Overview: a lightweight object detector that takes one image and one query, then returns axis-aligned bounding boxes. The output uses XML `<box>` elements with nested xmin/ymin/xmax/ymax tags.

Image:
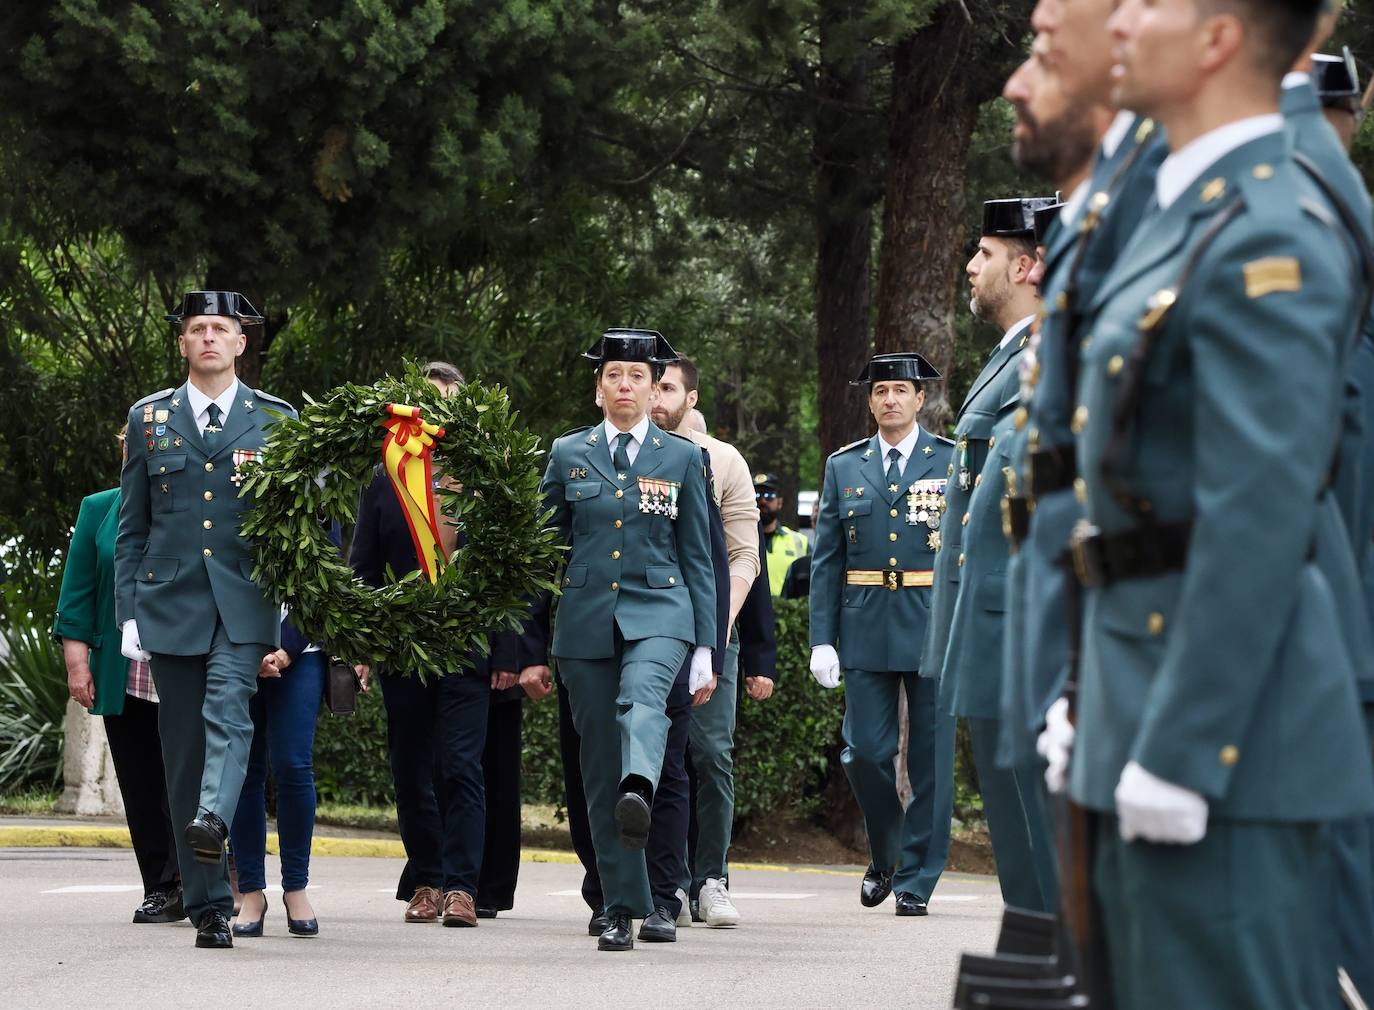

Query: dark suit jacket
<box><xmin>736</xmin><ymin>526</ymin><xmax>777</xmax><ymax>681</ymax></box>
<box><xmin>350</xmin><ymin>467</ymin><xmax>519</xmax><ymax>678</ymax></box>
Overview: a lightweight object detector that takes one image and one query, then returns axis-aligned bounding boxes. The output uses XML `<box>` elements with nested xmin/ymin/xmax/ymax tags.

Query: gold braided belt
<box><xmin>846</xmin><ymin>569</ymin><xmax>935</xmax><ymax>591</ymax></box>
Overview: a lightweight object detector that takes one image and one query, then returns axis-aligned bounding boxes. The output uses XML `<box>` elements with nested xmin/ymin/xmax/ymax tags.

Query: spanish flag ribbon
<box><xmin>381</xmin><ymin>403</ymin><xmax>448</xmax><ymax>583</ymax></box>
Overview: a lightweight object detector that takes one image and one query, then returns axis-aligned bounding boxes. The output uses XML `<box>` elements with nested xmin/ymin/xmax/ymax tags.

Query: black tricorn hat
<box><xmin>1033</xmin><ymin>201</ymin><xmax>1065</xmax><ymax>245</ymax></box>
<box><xmin>982</xmin><ymin>196</ymin><xmax>1062</xmax><ymax>239</ymax></box>
<box><xmin>850</xmin><ymin>352</ymin><xmax>941</xmax><ymax>386</ymax></box>
<box><xmin>582</xmin><ymin>328</ymin><xmax>678</xmax><ymax>373</ymax></box>
<box><xmin>1313</xmin><ymin>48</ymin><xmax>1360</xmax><ymax>107</ymax></box>
<box><xmin>165</xmin><ymin>291</ymin><xmax>265</xmax><ymax>325</ymax></box>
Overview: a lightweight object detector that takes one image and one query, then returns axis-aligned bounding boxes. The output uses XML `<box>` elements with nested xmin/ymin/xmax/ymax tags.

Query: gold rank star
<box><xmin>888</xmin><ymin>484</ymin><xmax>900</xmax><ymax>494</ymax></box>
<box><xmin>928</xmin><ymin>531</ymin><xmax>941</xmax><ymax>551</ymax></box>
<box><xmin>617</xmin><ymin>472</ymin><xmax>628</xmax><ymax>481</ymax></box>
<box><xmin>922</xmin><ymin>445</ymin><xmax>933</xmax><ymax>456</ymax></box>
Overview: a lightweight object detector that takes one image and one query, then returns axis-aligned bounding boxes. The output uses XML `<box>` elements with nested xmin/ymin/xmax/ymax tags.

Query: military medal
<box><xmin>146</xmin><ymin>439</ymin><xmax>155</xmax><ymax>451</ymax></box>
<box><xmin>143</xmin><ymin>404</ymin><xmax>154</xmax><ymax>423</ymax></box>
<box><xmin>160</xmin><ymin>483</ymin><xmax>169</xmax><ymax>494</ymax></box>
<box><xmin>569</xmin><ymin>467</ymin><xmax>588</xmax><ymax>479</ymax></box>
<box><xmin>927</xmin><ymin>531</ymin><xmax>941</xmax><ymax>552</ymax></box>
<box><xmin>155</xmin><ymin>424</ymin><xmax>166</xmax><ymax>436</ymax></box>
<box><xmin>173</xmin><ymin>437</ymin><xmax>183</xmax><ymax>448</ymax></box>
<box><xmin>855</xmin><ymin>487</ymin><xmax>865</xmax><ymax>498</ymax></box>
<box><xmin>957</xmin><ymin>439</ymin><xmax>971</xmax><ymax>491</ymax></box>
<box><xmin>157</xmin><ymin>437</ymin><xmax>169</xmax><ymax>450</ymax></box>
<box><xmin>843</xmin><ymin>488</ymin><xmax>852</xmax><ymax>499</ymax></box>
<box><xmin>155</xmin><ymin>409</ymin><xmax>169</xmax><ymax>424</ymax></box>
<box><xmin>907</xmin><ymin>479</ymin><xmax>948</xmax><ymax>530</ymax></box>
<box><xmin>231</xmin><ymin>448</ymin><xmax>258</xmax><ymax>487</ymax></box>
<box><xmin>144</xmin><ymin>426</ymin><xmax>153</xmax><ymax>437</ymax></box>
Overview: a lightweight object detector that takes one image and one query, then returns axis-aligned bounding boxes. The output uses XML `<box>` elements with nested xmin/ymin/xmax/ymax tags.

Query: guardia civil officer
<box><xmin>115</xmin><ymin>291</ymin><xmax>296</xmax><ymax>949</ymax></box>
<box><xmin>809</xmin><ymin>353</ymin><xmax>954</xmax><ymax>916</ymax></box>
<box><xmin>921</xmin><ymin>197</ymin><xmax>1057</xmax><ymax>914</ymax></box>
<box><xmin>1044</xmin><ymin>0</ymin><xmax>1374</xmax><ymax>1005</ymax></box>
<box><xmin>533</xmin><ymin>329</ymin><xmax>717</xmax><ymax>951</ymax></box>
<box><xmin>1000</xmin><ymin>0</ymin><xmax>1168</xmax><ymax>773</ymax></box>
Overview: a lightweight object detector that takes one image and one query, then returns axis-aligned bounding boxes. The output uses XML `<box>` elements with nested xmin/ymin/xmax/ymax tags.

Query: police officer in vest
<box><xmin>923</xmin><ymin>197</ymin><xmax>1058</xmax><ymax>914</ymax></box>
<box><xmin>1043</xmin><ymin>0</ymin><xmax>1374</xmax><ymax>1004</ymax></box>
<box><xmin>115</xmin><ymin>291</ymin><xmax>296</xmax><ymax>949</ymax></box>
<box><xmin>809</xmin><ymin>352</ymin><xmax>955</xmax><ymax>916</ymax></box>
<box><xmin>756</xmin><ymin>473</ymin><xmax>809</xmax><ymax>597</ymax></box>
<box><xmin>535</xmin><ymin>329</ymin><xmax>717</xmax><ymax>951</ymax></box>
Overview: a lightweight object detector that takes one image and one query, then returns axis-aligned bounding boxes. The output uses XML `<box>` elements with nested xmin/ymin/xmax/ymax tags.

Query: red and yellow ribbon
<box><xmin>381</xmin><ymin>403</ymin><xmax>448</xmax><ymax>583</ymax></box>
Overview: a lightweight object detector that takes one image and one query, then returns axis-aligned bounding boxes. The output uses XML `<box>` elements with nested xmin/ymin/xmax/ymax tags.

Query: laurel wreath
<box><xmin>237</xmin><ymin>364</ymin><xmax>561</xmax><ymax>677</ymax></box>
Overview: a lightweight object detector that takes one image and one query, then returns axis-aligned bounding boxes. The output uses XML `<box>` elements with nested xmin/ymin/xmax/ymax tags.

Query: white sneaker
<box><xmin>675</xmin><ymin>889</ymin><xmax>693</xmax><ymax>927</ymax></box>
<box><xmin>699</xmin><ymin>877</ymin><xmax>740</xmax><ymax>928</ymax></box>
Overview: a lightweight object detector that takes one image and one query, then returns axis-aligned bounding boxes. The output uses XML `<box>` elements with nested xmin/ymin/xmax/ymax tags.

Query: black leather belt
<box><xmin>1029</xmin><ymin>447</ymin><xmax>1077</xmax><ymax>497</ymax></box>
<box><xmin>1068</xmin><ymin>519</ymin><xmax>1192</xmax><ymax>588</ymax></box>
<box><xmin>1002</xmin><ymin>496</ymin><xmax>1031</xmax><ymax>551</ymax></box>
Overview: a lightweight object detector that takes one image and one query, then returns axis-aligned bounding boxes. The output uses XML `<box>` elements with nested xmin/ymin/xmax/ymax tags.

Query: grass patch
<box><xmin>315</xmin><ymin>802</ymin><xmax>399</xmax><ymax>834</ymax></box>
<box><xmin>0</xmin><ymin>787</ymin><xmax>59</xmax><ymax>816</ymax></box>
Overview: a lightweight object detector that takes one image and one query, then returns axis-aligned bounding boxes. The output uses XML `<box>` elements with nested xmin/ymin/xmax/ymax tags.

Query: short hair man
<box><xmin>755</xmin><ymin>472</ymin><xmax>810</xmax><ymax>597</ymax></box>
<box><xmin>115</xmin><ymin>291</ymin><xmax>296</xmax><ymax>949</ymax></box>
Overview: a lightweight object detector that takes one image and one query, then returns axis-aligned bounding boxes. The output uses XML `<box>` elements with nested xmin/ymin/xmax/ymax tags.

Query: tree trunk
<box><xmin>873</xmin><ymin>11</ymin><xmax>985</xmax><ymax>435</ymax></box>
<box><xmin>812</xmin><ymin>4</ymin><xmax>876</xmax><ymax>485</ymax></box>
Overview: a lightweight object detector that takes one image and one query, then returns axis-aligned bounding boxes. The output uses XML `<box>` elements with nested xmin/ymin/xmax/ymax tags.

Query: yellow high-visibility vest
<box><xmin>765</xmin><ymin>524</ymin><xmax>809</xmax><ymax>596</ymax></box>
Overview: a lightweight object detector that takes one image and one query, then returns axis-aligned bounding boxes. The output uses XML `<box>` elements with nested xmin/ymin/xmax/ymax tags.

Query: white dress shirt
<box><xmin>1156</xmin><ymin>115</ymin><xmax>1283</xmax><ymax>211</ymax></box>
<box><xmin>186</xmin><ymin>379</ymin><xmax>238</xmax><ymax>435</ymax></box>
<box><xmin>878</xmin><ymin>426</ymin><xmax>923</xmax><ymax>479</ymax></box>
<box><xmin>603</xmin><ymin>415</ymin><xmax>651</xmax><ymax>468</ymax></box>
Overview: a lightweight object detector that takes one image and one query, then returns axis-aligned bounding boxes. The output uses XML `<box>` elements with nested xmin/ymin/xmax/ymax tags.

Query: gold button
<box><xmin>1147</xmin><ymin>612</ymin><xmax>1165</xmax><ymax>635</ymax></box>
<box><xmin>889</xmin><ymin>557</ymin><xmax>898</xmax><ymax>566</ymax></box>
<box><xmin>890</xmin><ymin>508</ymin><xmax>898</xmax><ymax>518</ymax></box>
<box><xmin>848</xmin><ymin>509</ymin><xmax>855</xmax><ymax>518</ymax></box>
<box><xmin>1074</xmin><ymin>478</ymin><xmax>1087</xmax><ymax>504</ymax></box>
<box><xmin>888</xmin><ymin>532</ymin><xmax>898</xmax><ymax>542</ymax></box>
<box><xmin>988</xmin><ymin>436</ymin><xmax>996</xmax><ymax>449</ymax></box>
<box><xmin>958</xmin><ymin>553</ymin><xmax>965</xmax><ymax>567</ymax></box>
<box><xmin>668</xmin><ymin>576</ymin><xmax>676</xmax><ymax>585</ymax></box>
<box><xmin>203</xmin><ymin>491</ymin><xmax>214</xmax><ymax>502</ymax></box>
<box><xmin>203</xmin><ymin>520</ymin><xmax>213</xmax><ymax>530</ymax></box>
<box><xmin>611</xmin><ymin>550</ymin><xmax>621</xmax><ymax>560</ymax></box>
<box><xmin>1055</xmin><ymin>292</ymin><xmax>1068</xmax><ymax>311</ymax></box>
<box><xmin>974</xmin><ymin>474</ymin><xmax>983</xmax><ymax>487</ymax></box>
<box><xmin>614</xmin><ymin>520</ymin><xmax>622</xmax><ymax>528</ymax></box>
<box><xmin>1252</xmin><ymin>164</ymin><xmax>1274</xmax><ymax>181</ymax></box>
<box><xmin>615</xmin><ymin>489</ymin><xmax>624</xmax><ymax>498</ymax></box>
<box><xmin>1219</xmin><ymin>745</ymin><xmax>1240</xmax><ymax>766</ymax></box>
<box><xmin>1107</xmin><ymin>355</ymin><xmax>1124</xmax><ymax>377</ymax></box>
<box><xmin>961</xmin><ymin>513</ymin><xmax>970</xmax><ymax>526</ymax></box>
<box><xmin>146</xmin><ymin>571</ymin><xmax>154</xmax><ymax>579</ymax></box>
<box><xmin>159</xmin><ymin>466</ymin><xmax>166</xmax><ymax>474</ymax></box>
<box><xmin>610</xmin><ymin>581</ymin><xmax>619</xmax><ymax>591</ymax></box>
<box><xmin>1029</xmin><ymin>428</ymin><xmax>1041</xmax><ymax>449</ymax></box>
<box><xmin>203</xmin><ymin>548</ymin><xmax>212</xmax><ymax>557</ymax></box>
<box><xmin>1071</xmin><ymin>405</ymin><xmax>1089</xmax><ymax>433</ymax></box>
<box><xmin>1014</xmin><ymin>407</ymin><xmax>1028</xmax><ymax>430</ymax></box>
<box><xmin>946</xmin><ymin>464</ymin><xmax>954</xmax><ymax>476</ymax></box>
<box><xmin>205</xmin><ymin>462</ymin><xmax>214</xmax><ymax>472</ymax></box>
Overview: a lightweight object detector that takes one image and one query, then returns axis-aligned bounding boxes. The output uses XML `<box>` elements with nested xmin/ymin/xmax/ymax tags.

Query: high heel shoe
<box><xmin>231</xmin><ymin>892</ymin><xmax>267</xmax><ymax>937</ymax></box>
<box><xmin>283</xmin><ymin>891</ymin><xmax>319</xmax><ymax>937</ymax></box>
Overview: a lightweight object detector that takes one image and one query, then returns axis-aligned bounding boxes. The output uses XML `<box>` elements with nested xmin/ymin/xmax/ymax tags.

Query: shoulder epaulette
<box><xmin>934</xmin><ymin>434</ymin><xmax>955</xmax><ymax>446</ymax></box>
<box><xmin>556</xmin><ymin>424</ymin><xmax>593</xmax><ymax>440</ymax></box>
<box><xmin>131</xmin><ymin>388</ymin><xmax>174</xmax><ymax>409</ymax></box>
<box><xmin>834</xmin><ymin>437</ymin><xmax>869</xmax><ymax>455</ymax></box>
<box><xmin>664</xmin><ymin>430</ymin><xmax>696</xmax><ymax>445</ymax></box>
<box><xmin>253</xmin><ymin>389</ymin><xmax>294</xmax><ymax>409</ymax></box>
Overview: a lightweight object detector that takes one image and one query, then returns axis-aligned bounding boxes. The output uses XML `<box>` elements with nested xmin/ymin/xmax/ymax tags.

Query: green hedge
<box><xmin>313</xmin><ymin>598</ymin><xmax>982</xmax><ymax>826</ymax></box>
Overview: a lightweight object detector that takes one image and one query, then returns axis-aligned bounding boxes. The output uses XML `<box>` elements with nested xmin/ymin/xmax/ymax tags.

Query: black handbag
<box><xmin>324</xmin><ymin>661</ymin><xmax>361</xmax><ymax>716</ymax></box>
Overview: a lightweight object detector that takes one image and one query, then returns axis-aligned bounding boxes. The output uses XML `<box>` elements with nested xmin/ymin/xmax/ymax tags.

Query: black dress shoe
<box><xmin>894</xmin><ymin>891</ymin><xmax>929</xmax><ymax>916</ymax></box>
<box><xmin>587</xmin><ymin>910</ymin><xmax>610</xmax><ymax>936</ymax></box>
<box><xmin>860</xmin><ymin>865</ymin><xmax>894</xmax><ymax>907</ymax></box>
<box><xmin>614</xmin><ymin>790</ymin><xmax>652</xmax><ymax>849</ymax></box>
<box><xmin>184</xmin><ymin>813</ymin><xmax>228</xmax><ymax>865</ymax></box>
<box><xmin>232</xmin><ymin>892</ymin><xmax>267</xmax><ymax>937</ymax></box>
<box><xmin>133</xmin><ymin>884</ymin><xmax>186</xmax><ymax>924</ymax></box>
<box><xmin>638</xmin><ymin>906</ymin><xmax>677</xmax><ymax>943</ymax></box>
<box><xmin>195</xmin><ymin>909</ymin><xmax>233</xmax><ymax>949</ymax></box>
<box><xmin>598</xmin><ymin>913</ymin><xmax>634</xmax><ymax>951</ymax></box>
<box><xmin>283</xmin><ymin>893</ymin><xmax>319</xmax><ymax>937</ymax></box>
<box><xmin>476</xmin><ymin>907</ymin><xmax>499</xmax><ymax>919</ymax></box>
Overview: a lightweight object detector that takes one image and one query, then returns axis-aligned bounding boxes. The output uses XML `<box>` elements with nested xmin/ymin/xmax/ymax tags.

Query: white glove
<box><xmin>688</xmin><ymin>646</ymin><xmax>714</xmax><ymax>693</ymax></box>
<box><xmin>1037</xmin><ymin>696</ymin><xmax>1075</xmax><ymax>794</ymax></box>
<box><xmin>1114</xmin><ymin>760</ymin><xmax>1209</xmax><ymax>845</ymax></box>
<box><xmin>809</xmin><ymin>644</ymin><xmax>842</xmax><ymax>689</ymax></box>
<box><xmin>121</xmin><ymin>620</ymin><xmax>151</xmax><ymax>662</ymax></box>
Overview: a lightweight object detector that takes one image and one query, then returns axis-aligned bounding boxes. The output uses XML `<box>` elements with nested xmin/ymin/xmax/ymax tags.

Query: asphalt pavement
<box><xmin>1</xmin><ymin>844</ymin><xmax>1002</xmax><ymax>1009</ymax></box>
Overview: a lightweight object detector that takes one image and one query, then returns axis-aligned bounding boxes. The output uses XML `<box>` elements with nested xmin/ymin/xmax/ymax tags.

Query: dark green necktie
<box><xmin>204</xmin><ymin>402</ymin><xmax>223</xmax><ymax>452</ymax></box>
<box><xmin>886</xmin><ymin>447</ymin><xmax>902</xmax><ymax>487</ymax></box>
<box><xmin>613</xmin><ymin>431</ymin><xmax>633</xmax><ymax>472</ymax></box>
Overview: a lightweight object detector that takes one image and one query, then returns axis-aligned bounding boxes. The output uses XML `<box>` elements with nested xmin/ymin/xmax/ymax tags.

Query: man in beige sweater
<box><xmin>653</xmin><ymin>354</ymin><xmax>765</xmax><ymax>927</ymax></box>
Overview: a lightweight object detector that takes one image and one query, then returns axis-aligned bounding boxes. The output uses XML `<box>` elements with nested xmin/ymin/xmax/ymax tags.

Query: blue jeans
<box><xmin>229</xmin><ymin>651</ymin><xmax>326</xmax><ymax>893</ymax></box>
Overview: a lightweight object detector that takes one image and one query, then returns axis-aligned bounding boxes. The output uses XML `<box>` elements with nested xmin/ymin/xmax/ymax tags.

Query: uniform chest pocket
<box><xmin>567</xmin><ymin>480</ymin><xmax>603</xmax><ymax>533</ymax></box>
<box><xmin>147</xmin><ymin>453</ymin><xmax>188</xmax><ymax>514</ymax></box>
<box><xmin>841</xmin><ymin>499</ymin><xmax>873</xmax><ymax>553</ymax></box>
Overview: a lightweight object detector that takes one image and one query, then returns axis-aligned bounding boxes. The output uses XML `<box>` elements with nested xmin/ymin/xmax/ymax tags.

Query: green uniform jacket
<box><xmin>928</xmin><ymin>324</ymin><xmax>1027</xmax><ymax>703</ymax></box>
<box><xmin>1068</xmin><ymin>132</ymin><xmax>1374</xmax><ymax>822</ymax></box>
<box><xmin>810</xmin><ymin>429</ymin><xmax>953</xmax><ymax>673</ymax></box>
<box><xmin>937</xmin><ymin>325</ymin><xmax>1029</xmax><ymax>717</ymax></box>
<box><xmin>540</xmin><ymin>420</ymin><xmax>716</xmax><ymax>659</ymax></box>
<box><xmin>115</xmin><ymin>380</ymin><xmax>296</xmax><ymax>655</ymax></box>
<box><xmin>52</xmin><ymin>488</ymin><xmax>129</xmax><ymax>716</ymax></box>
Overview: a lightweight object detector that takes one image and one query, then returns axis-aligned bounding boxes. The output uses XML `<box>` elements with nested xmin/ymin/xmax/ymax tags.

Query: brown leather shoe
<box><xmin>405</xmin><ymin>886</ymin><xmax>441</xmax><ymax>923</ymax></box>
<box><xmin>442</xmin><ymin>890</ymin><xmax>477</xmax><ymax>927</ymax></box>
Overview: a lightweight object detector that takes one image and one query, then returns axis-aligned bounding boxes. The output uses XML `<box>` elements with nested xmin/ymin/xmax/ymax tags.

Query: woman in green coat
<box><xmin>53</xmin><ymin>426</ymin><xmax>181</xmax><ymax>923</ymax></box>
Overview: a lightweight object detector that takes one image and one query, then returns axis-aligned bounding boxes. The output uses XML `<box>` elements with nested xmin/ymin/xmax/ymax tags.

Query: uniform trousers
<box><xmin>151</xmin><ymin>621</ymin><xmax>265</xmax><ymax>922</ymax></box>
<box><xmin>681</xmin><ymin>633</ymin><xmax>739</xmax><ymax>898</ymax></box>
<box><xmin>102</xmin><ymin>694</ymin><xmax>179</xmax><ymax>896</ymax></box>
<box><xmin>558</xmin><ymin>635</ymin><xmax>690</xmax><ymax>917</ymax></box>
<box><xmin>840</xmin><ymin>668</ymin><xmax>955</xmax><ymax>900</ymax></box>
<box><xmin>967</xmin><ymin>717</ymin><xmax>1057</xmax><ymax>913</ymax></box>
<box><xmin>477</xmin><ymin>695</ymin><xmax>524</xmax><ymax>911</ymax></box>
<box><xmin>1094</xmin><ymin>816</ymin><xmax>1324</xmax><ymax>1010</ymax></box>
